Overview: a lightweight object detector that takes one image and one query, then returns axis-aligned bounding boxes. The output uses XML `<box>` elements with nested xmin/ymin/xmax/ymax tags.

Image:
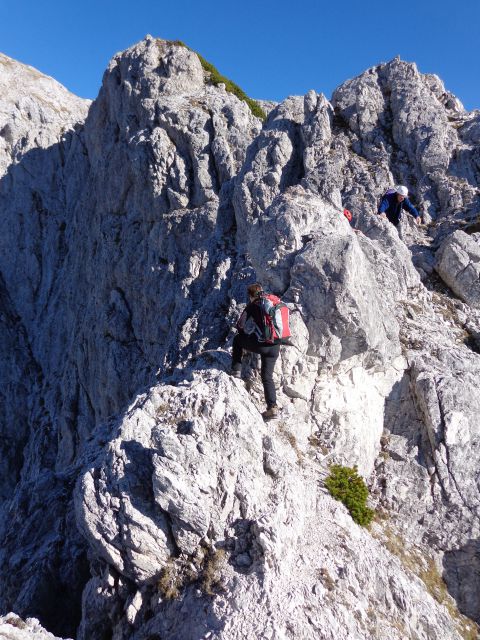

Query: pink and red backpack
<box><xmin>258</xmin><ymin>294</ymin><xmax>291</xmax><ymax>344</ymax></box>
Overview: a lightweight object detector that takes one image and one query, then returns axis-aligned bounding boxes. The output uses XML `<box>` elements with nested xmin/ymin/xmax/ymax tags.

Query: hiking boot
<box><xmin>230</xmin><ymin>368</ymin><xmax>242</xmax><ymax>379</ymax></box>
<box><xmin>262</xmin><ymin>405</ymin><xmax>279</xmax><ymax>421</ymax></box>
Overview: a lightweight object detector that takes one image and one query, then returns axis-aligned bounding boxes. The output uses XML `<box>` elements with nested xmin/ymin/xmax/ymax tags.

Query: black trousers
<box><xmin>232</xmin><ymin>333</ymin><xmax>280</xmax><ymax>407</ymax></box>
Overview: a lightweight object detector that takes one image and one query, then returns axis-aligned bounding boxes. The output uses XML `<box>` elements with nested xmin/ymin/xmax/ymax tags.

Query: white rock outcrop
<box><xmin>75</xmin><ymin>369</ymin><xmax>469</xmax><ymax>640</ymax></box>
<box><xmin>435</xmin><ymin>229</ymin><xmax>480</xmax><ymax>306</ymax></box>
<box><xmin>0</xmin><ymin>614</ymin><xmax>71</xmax><ymax>640</ymax></box>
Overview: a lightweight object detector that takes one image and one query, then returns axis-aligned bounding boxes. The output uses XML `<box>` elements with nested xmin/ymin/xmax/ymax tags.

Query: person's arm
<box><xmin>378</xmin><ymin>196</ymin><xmax>389</xmax><ymax>219</ymax></box>
<box><xmin>403</xmin><ymin>198</ymin><xmax>422</xmax><ymax>223</ymax></box>
<box><xmin>236</xmin><ymin>309</ymin><xmax>247</xmax><ymax>332</ymax></box>
<box><xmin>378</xmin><ymin>197</ymin><xmax>389</xmax><ymax>214</ymax></box>
<box><xmin>236</xmin><ymin>302</ymin><xmax>253</xmax><ymax>332</ymax></box>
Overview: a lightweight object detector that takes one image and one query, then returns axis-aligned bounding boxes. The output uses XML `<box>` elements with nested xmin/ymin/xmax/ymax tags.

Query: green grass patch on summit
<box><xmin>170</xmin><ymin>40</ymin><xmax>266</xmax><ymax>121</ymax></box>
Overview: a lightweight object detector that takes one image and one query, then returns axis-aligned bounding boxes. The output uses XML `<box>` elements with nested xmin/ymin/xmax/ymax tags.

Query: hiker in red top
<box><xmin>231</xmin><ymin>283</ymin><xmax>282</xmax><ymax>420</ymax></box>
<box><xmin>341</xmin><ymin>208</ymin><xmax>363</xmax><ymax>234</ymax></box>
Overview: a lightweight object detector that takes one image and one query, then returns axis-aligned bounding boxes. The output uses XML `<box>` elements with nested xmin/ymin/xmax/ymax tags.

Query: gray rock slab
<box><xmin>435</xmin><ymin>230</ymin><xmax>480</xmax><ymax>307</ymax></box>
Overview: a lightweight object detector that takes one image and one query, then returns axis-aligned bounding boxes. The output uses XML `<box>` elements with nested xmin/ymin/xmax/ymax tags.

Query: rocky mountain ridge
<box><xmin>0</xmin><ymin>36</ymin><xmax>479</xmax><ymax>639</ymax></box>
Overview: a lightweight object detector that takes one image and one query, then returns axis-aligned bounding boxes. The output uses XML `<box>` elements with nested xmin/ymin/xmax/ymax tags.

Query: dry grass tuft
<box><xmin>278</xmin><ymin>422</ymin><xmax>304</xmax><ymax>465</ymax></box>
<box><xmin>157</xmin><ymin>559</ymin><xmax>183</xmax><ymax>600</ymax></box>
<box><xmin>202</xmin><ymin>549</ymin><xmax>227</xmax><ymax>596</ymax></box>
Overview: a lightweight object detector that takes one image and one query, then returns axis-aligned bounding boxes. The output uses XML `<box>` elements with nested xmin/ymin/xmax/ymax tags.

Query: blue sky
<box><xmin>1</xmin><ymin>0</ymin><xmax>479</xmax><ymax>110</ymax></box>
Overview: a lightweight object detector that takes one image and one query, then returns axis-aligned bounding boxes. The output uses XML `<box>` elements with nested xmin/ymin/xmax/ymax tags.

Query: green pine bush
<box><xmin>325</xmin><ymin>465</ymin><xmax>374</xmax><ymax>527</ymax></box>
<box><xmin>169</xmin><ymin>40</ymin><xmax>266</xmax><ymax>121</ymax></box>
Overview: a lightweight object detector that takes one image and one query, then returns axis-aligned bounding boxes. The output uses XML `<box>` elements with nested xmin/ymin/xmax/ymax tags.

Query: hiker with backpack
<box><xmin>341</xmin><ymin>208</ymin><xmax>363</xmax><ymax>234</ymax></box>
<box><xmin>378</xmin><ymin>185</ymin><xmax>422</xmax><ymax>232</ymax></box>
<box><xmin>231</xmin><ymin>283</ymin><xmax>290</xmax><ymax>420</ymax></box>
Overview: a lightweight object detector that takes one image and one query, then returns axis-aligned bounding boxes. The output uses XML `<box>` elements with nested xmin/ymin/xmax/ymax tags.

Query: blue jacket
<box><xmin>378</xmin><ymin>192</ymin><xmax>420</xmax><ymax>226</ymax></box>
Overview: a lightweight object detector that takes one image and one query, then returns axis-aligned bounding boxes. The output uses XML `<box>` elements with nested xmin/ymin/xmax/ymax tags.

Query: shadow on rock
<box><xmin>443</xmin><ymin>538</ymin><xmax>480</xmax><ymax>624</ymax></box>
<box><xmin>383</xmin><ymin>371</ymin><xmax>430</xmax><ymax>470</ymax></box>
<box><xmin>120</xmin><ymin>440</ymin><xmax>157</xmax><ymax>512</ymax></box>
<box><xmin>225</xmin><ymin>518</ymin><xmax>265</xmax><ymax>580</ymax></box>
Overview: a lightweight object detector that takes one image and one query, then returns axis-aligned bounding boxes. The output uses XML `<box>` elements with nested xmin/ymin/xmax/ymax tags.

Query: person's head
<box><xmin>247</xmin><ymin>282</ymin><xmax>263</xmax><ymax>301</ymax></box>
<box><xmin>395</xmin><ymin>185</ymin><xmax>408</xmax><ymax>202</ymax></box>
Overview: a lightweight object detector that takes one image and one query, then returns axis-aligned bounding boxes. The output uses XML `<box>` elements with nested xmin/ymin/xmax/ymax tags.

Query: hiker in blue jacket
<box><xmin>378</xmin><ymin>185</ymin><xmax>422</xmax><ymax>229</ymax></box>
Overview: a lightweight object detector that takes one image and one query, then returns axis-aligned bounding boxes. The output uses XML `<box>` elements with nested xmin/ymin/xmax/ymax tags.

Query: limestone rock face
<box><xmin>0</xmin><ymin>37</ymin><xmax>260</xmax><ymax>637</ymax></box>
<box><xmin>75</xmin><ymin>370</ymin><xmax>466</xmax><ymax>640</ymax></box>
<box><xmin>0</xmin><ymin>274</ymin><xmax>35</xmax><ymax>504</ymax></box>
<box><xmin>435</xmin><ymin>229</ymin><xmax>480</xmax><ymax>306</ymax></box>
<box><xmin>371</xmin><ymin>280</ymin><xmax>480</xmax><ymax>625</ymax></box>
<box><xmin>330</xmin><ymin>58</ymin><xmax>480</xmax><ymax>242</ymax></box>
<box><xmin>1</xmin><ymin>39</ymin><xmax>480</xmax><ymax>640</ymax></box>
<box><xmin>76</xmin><ymin>371</ymin><xmax>271</xmax><ymax>582</ymax></box>
<box><xmin>0</xmin><ymin>53</ymin><xmax>90</xmax><ymax>178</ymax></box>
<box><xmin>0</xmin><ymin>54</ymin><xmax>92</xmax><ymax>639</ymax></box>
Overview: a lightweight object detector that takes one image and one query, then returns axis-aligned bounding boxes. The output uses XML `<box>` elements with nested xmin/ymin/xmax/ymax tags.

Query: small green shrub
<box><xmin>168</xmin><ymin>40</ymin><xmax>266</xmax><ymax>121</ymax></box>
<box><xmin>325</xmin><ymin>465</ymin><xmax>374</xmax><ymax>526</ymax></box>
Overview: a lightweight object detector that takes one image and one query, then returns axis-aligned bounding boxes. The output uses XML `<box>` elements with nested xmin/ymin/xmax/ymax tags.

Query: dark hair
<box><xmin>247</xmin><ymin>283</ymin><xmax>263</xmax><ymax>298</ymax></box>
